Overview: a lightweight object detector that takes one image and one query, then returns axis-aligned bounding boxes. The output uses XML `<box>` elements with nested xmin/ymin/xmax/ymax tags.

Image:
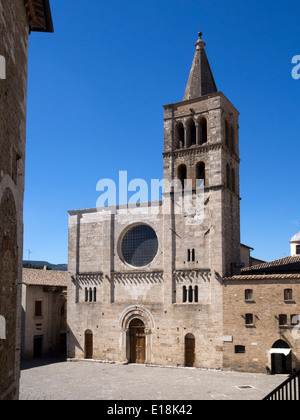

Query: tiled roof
<box><xmin>22</xmin><ymin>268</ymin><xmax>68</xmax><ymax>287</ymax></box>
<box><xmin>224</xmin><ymin>273</ymin><xmax>300</xmax><ymax>282</ymax></box>
<box><xmin>241</xmin><ymin>256</ymin><xmax>300</xmax><ymax>275</ymax></box>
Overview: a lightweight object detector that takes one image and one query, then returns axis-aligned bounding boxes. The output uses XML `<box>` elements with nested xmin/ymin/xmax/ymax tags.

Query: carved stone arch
<box><xmin>197</xmin><ymin>116</ymin><xmax>208</xmax><ymax>145</ymax></box>
<box><xmin>119</xmin><ymin>305</ymin><xmax>155</xmax><ymax>330</ymax></box>
<box><xmin>186</xmin><ymin>118</ymin><xmax>196</xmax><ymax>147</ymax></box>
<box><xmin>119</xmin><ymin>306</ymin><xmax>155</xmax><ymax>364</ymax></box>
<box><xmin>174</xmin><ymin>121</ymin><xmax>185</xmax><ymax>149</ymax></box>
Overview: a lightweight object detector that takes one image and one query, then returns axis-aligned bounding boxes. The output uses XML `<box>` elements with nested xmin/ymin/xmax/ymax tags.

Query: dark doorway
<box><xmin>271</xmin><ymin>340</ymin><xmax>292</xmax><ymax>375</ymax></box>
<box><xmin>59</xmin><ymin>333</ymin><xmax>67</xmax><ymax>358</ymax></box>
<box><xmin>185</xmin><ymin>334</ymin><xmax>195</xmax><ymax>367</ymax></box>
<box><xmin>129</xmin><ymin>319</ymin><xmax>146</xmax><ymax>364</ymax></box>
<box><xmin>33</xmin><ymin>335</ymin><xmax>43</xmax><ymax>359</ymax></box>
<box><xmin>85</xmin><ymin>330</ymin><xmax>93</xmax><ymax>359</ymax></box>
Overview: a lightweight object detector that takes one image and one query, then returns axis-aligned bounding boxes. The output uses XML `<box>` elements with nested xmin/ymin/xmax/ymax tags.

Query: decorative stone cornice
<box><xmin>72</xmin><ymin>273</ymin><xmax>104</xmax><ymax>284</ymax></box>
<box><xmin>113</xmin><ymin>271</ymin><xmax>164</xmax><ymax>284</ymax></box>
<box><xmin>174</xmin><ymin>269</ymin><xmax>211</xmax><ymax>283</ymax></box>
<box><xmin>163</xmin><ymin>143</ymin><xmax>240</xmax><ymax>163</ymax></box>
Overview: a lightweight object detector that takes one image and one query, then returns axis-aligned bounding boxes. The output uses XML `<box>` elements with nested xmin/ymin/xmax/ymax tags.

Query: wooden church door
<box><xmin>129</xmin><ymin>319</ymin><xmax>146</xmax><ymax>364</ymax></box>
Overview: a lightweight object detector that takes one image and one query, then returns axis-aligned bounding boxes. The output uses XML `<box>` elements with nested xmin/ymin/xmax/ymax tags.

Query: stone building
<box><xmin>21</xmin><ymin>268</ymin><xmax>67</xmax><ymax>360</ymax></box>
<box><xmin>223</xmin><ymin>232</ymin><xmax>300</xmax><ymax>374</ymax></box>
<box><xmin>67</xmin><ymin>32</ymin><xmax>243</xmax><ymax>369</ymax></box>
<box><xmin>0</xmin><ymin>0</ymin><xmax>53</xmax><ymax>400</ymax></box>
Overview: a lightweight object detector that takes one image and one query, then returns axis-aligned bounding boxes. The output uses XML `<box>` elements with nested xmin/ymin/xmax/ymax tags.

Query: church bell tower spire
<box><xmin>183</xmin><ymin>31</ymin><xmax>218</xmax><ymax>100</ymax></box>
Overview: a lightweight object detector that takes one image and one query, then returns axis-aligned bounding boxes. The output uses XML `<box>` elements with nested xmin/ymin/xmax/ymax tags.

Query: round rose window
<box><xmin>121</xmin><ymin>225</ymin><xmax>158</xmax><ymax>268</ymax></box>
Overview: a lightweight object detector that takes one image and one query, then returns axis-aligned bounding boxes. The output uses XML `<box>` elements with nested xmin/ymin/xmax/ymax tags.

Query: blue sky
<box><xmin>24</xmin><ymin>0</ymin><xmax>300</xmax><ymax>264</ymax></box>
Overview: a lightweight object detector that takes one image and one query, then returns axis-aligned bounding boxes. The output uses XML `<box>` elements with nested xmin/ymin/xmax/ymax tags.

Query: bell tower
<box><xmin>162</xmin><ymin>31</ymin><xmax>241</xmax><ymax>279</ymax></box>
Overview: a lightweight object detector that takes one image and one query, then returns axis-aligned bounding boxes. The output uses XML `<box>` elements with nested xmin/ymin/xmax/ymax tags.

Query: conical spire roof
<box><xmin>183</xmin><ymin>32</ymin><xmax>218</xmax><ymax>100</ymax></box>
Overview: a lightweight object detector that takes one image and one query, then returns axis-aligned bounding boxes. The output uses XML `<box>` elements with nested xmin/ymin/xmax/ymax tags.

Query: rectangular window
<box><xmin>296</xmin><ymin>245</ymin><xmax>300</xmax><ymax>255</ymax></box>
<box><xmin>235</xmin><ymin>345</ymin><xmax>245</xmax><ymax>354</ymax></box>
<box><xmin>245</xmin><ymin>313</ymin><xmax>254</xmax><ymax>326</ymax></box>
<box><xmin>279</xmin><ymin>314</ymin><xmax>288</xmax><ymax>327</ymax></box>
<box><xmin>245</xmin><ymin>289</ymin><xmax>253</xmax><ymax>301</ymax></box>
<box><xmin>34</xmin><ymin>300</ymin><xmax>43</xmax><ymax>317</ymax></box>
<box><xmin>284</xmin><ymin>289</ymin><xmax>293</xmax><ymax>301</ymax></box>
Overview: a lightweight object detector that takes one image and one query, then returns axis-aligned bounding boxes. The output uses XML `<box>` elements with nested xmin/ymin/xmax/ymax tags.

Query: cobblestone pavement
<box><xmin>19</xmin><ymin>359</ymin><xmax>287</xmax><ymax>401</ymax></box>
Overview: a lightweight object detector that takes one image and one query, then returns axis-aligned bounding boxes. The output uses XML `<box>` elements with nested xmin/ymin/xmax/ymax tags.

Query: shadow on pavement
<box><xmin>21</xmin><ymin>358</ymin><xmax>66</xmax><ymax>371</ymax></box>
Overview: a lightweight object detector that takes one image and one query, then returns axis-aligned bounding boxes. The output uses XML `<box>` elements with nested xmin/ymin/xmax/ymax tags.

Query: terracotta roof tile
<box><xmin>241</xmin><ymin>256</ymin><xmax>300</xmax><ymax>275</ymax></box>
<box><xmin>22</xmin><ymin>268</ymin><xmax>68</xmax><ymax>287</ymax></box>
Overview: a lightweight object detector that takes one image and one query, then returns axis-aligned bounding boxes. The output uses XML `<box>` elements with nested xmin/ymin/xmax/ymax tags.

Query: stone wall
<box><xmin>0</xmin><ymin>0</ymin><xmax>29</xmax><ymax>400</ymax></box>
<box><xmin>223</xmin><ymin>277</ymin><xmax>300</xmax><ymax>373</ymax></box>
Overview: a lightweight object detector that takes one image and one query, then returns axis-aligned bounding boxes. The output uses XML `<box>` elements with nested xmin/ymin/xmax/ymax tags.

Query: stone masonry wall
<box><xmin>0</xmin><ymin>0</ymin><xmax>29</xmax><ymax>400</ymax></box>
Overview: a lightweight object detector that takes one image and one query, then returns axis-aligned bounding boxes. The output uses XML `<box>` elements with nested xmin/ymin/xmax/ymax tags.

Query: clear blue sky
<box><xmin>23</xmin><ymin>0</ymin><xmax>300</xmax><ymax>264</ymax></box>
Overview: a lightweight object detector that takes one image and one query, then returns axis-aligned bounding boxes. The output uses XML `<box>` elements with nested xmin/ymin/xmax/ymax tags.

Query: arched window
<box><xmin>196</xmin><ymin>162</ymin><xmax>206</xmax><ymax>186</ymax></box>
<box><xmin>183</xmin><ymin>286</ymin><xmax>187</xmax><ymax>303</ymax></box>
<box><xmin>188</xmin><ymin>286</ymin><xmax>193</xmax><ymax>303</ymax></box>
<box><xmin>175</xmin><ymin>122</ymin><xmax>184</xmax><ymax>149</ymax></box>
<box><xmin>199</xmin><ymin>118</ymin><xmax>207</xmax><ymax>144</ymax></box>
<box><xmin>177</xmin><ymin>164</ymin><xmax>187</xmax><ymax>189</ymax></box>
<box><xmin>194</xmin><ymin>286</ymin><xmax>199</xmax><ymax>303</ymax></box>
<box><xmin>186</xmin><ymin>119</ymin><xmax>196</xmax><ymax>147</ymax></box>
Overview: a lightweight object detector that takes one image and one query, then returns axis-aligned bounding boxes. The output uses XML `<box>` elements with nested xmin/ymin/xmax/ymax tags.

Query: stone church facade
<box><xmin>67</xmin><ymin>32</ymin><xmax>243</xmax><ymax>369</ymax></box>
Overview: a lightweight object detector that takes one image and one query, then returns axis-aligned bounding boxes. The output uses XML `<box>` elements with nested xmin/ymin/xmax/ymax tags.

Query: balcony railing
<box><xmin>263</xmin><ymin>370</ymin><xmax>300</xmax><ymax>400</ymax></box>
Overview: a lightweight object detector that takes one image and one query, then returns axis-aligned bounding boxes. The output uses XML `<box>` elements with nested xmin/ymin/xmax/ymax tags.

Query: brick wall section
<box><xmin>223</xmin><ymin>277</ymin><xmax>300</xmax><ymax>373</ymax></box>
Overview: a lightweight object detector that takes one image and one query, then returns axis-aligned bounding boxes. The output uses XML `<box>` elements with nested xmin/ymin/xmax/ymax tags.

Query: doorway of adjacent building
<box><xmin>271</xmin><ymin>340</ymin><xmax>292</xmax><ymax>375</ymax></box>
<box><xmin>33</xmin><ymin>335</ymin><xmax>43</xmax><ymax>359</ymax></box>
<box><xmin>85</xmin><ymin>330</ymin><xmax>93</xmax><ymax>359</ymax></box>
<box><xmin>129</xmin><ymin>318</ymin><xmax>146</xmax><ymax>364</ymax></box>
<box><xmin>185</xmin><ymin>334</ymin><xmax>195</xmax><ymax>367</ymax></box>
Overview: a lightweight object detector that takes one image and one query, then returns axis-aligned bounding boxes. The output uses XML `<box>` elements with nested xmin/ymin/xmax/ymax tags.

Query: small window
<box><xmin>183</xmin><ymin>286</ymin><xmax>187</xmax><ymax>303</ymax></box>
<box><xmin>245</xmin><ymin>289</ymin><xmax>253</xmax><ymax>301</ymax></box>
<box><xmin>235</xmin><ymin>345</ymin><xmax>245</xmax><ymax>354</ymax></box>
<box><xmin>245</xmin><ymin>314</ymin><xmax>254</xmax><ymax>326</ymax></box>
<box><xmin>93</xmin><ymin>287</ymin><xmax>97</xmax><ymax>302</ymax></box>
<box><xmin>284</xmin><ymin>289</ymin><xmax>293</xmax><ymax>301</ymax></box>
<box><xmin>194</xmin><ymin>286</ymin><xmax>199</xmax><ymax>303</ymax></box>
<box><xmin>85</xmin><ymin>288</ymin><xmax>88</xmax><ymax>302</ymax></box>
<box><xmin>279</xmin><ymin>314</ymin><xmax>288</xmax><ymax>327</ymax></box>
<box><xmin>296</xmin><ymin>245</ymin><xmax>300</xmax><ymax>255</ymax></box>
<box><xmin>188</xmin><ymin>286</ymin><xmax>193</xmax><ymax>303</ymax></box>
<box><xmin>187</xmin><ymin>249</ymin><xmax>191</xmax><ymax>262</ymax></box>
<box><xmin>34</xmin><ymin>300</ymin><xmax>43</xmax><ymax>317</ymax></box>
<box><xmin>199</xmin><ymin>118</ymin><xmax>207</xmax><ymax>144</ymax></box>
<box><xmin>188</xmin><ymin>249</ymin><xmax>196</xmax><ymax>262</ymax></box>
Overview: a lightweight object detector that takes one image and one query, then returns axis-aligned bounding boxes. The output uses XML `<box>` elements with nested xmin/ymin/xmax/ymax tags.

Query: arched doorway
<box><xmin>270</xmin><ymin>340</ymin><xmax>292</xmax><ymax>375</ymax></box>
<box><xmin>84</xmin><ymin>330</ymin><xmax>93</xmax><ymax>359</ymax></box>
<box><xmin>185</xmin><ymin>334</ymin><xmax>195</xmax><ymax>367</ymax></box>
<box><xmin>129</xmin><ymin>319</ymin><xmax>146</xmax><ymax>364</ymax></box>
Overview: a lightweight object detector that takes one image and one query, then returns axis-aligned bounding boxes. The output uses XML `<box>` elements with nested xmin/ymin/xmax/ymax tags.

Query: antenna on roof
<box><xmin>27</xmin><ymin>249</ymin><xmax>35</xmax><ymax>261</ymax></box>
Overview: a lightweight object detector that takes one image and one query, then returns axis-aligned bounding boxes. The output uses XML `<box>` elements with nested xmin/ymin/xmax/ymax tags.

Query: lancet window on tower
<box><xmin>199</xmin><ymin>117</ymin><xmax>208</xmax><ymax>145</ymax></box>
<box><xmin>177</xmin><ymin>164</ymin><xmax>187</xmax><ymax>189</ymax></box>
<box><xmin>186</xmin><ymin>119</ymin><xmax>197</xmax><ymax>147</ymax></box>
<box><xmin>175</xmin><ymin>122</ymin><xmax>185</xmax><ymax>149</ymax></box>
<box><xmin>196</xmin><ymin>162</ymin><xmax>206</xmax><ymax>186</ymax></box>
